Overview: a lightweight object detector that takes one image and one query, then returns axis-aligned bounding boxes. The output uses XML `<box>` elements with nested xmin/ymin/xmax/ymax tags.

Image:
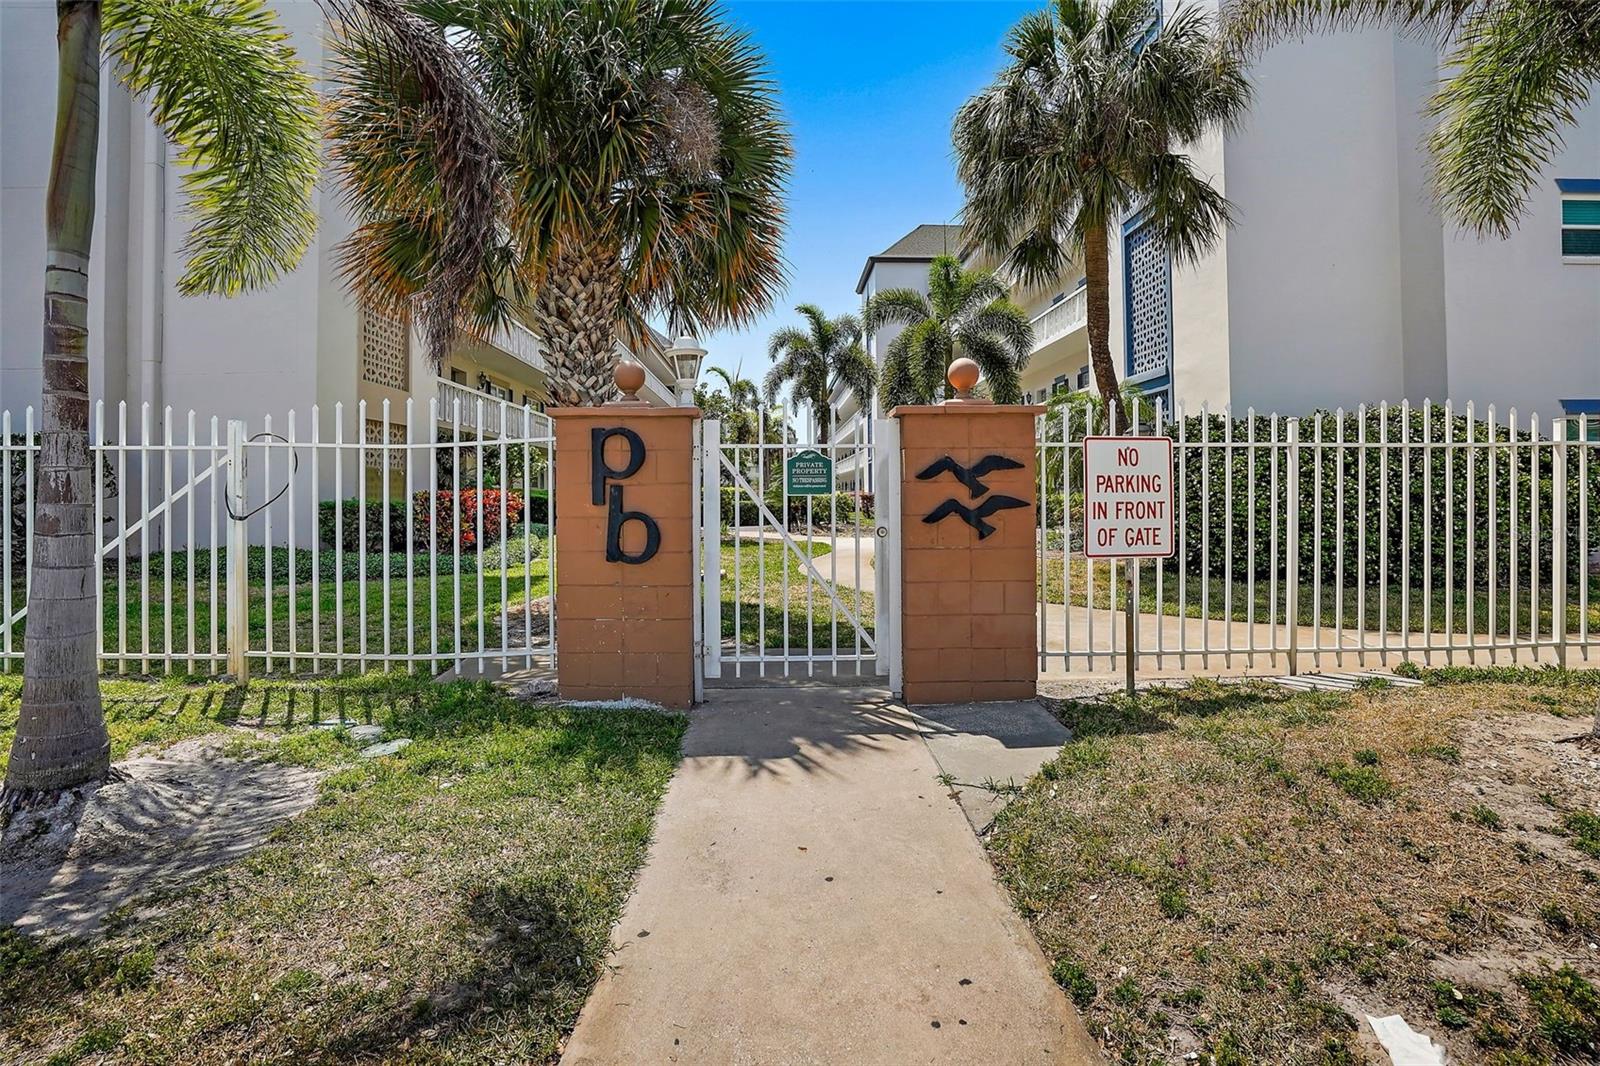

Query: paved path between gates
<box><xmin>561</xmin><ymin>684</ymin><xmax>1102</xmax><ymax>1065</ymax></box>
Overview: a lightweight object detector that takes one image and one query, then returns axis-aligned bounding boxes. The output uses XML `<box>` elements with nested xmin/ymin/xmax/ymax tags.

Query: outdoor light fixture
<box><xmin>665</xmin><ymin>334</ymin><xmax>707</xmax><ymax>406</ymax></box>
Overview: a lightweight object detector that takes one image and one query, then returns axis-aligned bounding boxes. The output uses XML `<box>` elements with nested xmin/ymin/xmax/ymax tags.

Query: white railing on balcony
<box><xmin>489</xmin><ymin>319</ymin><xmax>546</xmax><ymax>372</ymax></box>
<box><xmin>436</xmin><ymin>378</ymin><xmax>551</xmax><ymax>439</ymax></box>
<box><xmin>1030</xmin><ymin>285</ymin><xmax>1087</xmax><ymax>352</ymax></box>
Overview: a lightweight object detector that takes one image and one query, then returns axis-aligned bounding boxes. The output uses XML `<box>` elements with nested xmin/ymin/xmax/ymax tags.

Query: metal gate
<box><xmin>697</xmin><ymin>410</ymin><xmax>900</xmax><ymax>687</ymax></box>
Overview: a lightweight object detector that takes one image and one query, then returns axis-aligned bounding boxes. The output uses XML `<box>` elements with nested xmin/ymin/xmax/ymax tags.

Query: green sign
<box><xmin>785</xmin><ymin>449</ymin><xmax>834</xmax><ymax>495</ymax></box>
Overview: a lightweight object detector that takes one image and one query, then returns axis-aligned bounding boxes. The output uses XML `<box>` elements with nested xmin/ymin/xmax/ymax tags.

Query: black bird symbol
<box><xmin>915</xmin><ymin>454</ymin><xmax>1024</xmax><ymax>498</ymax></box>
<box><xmin>923</xmin><ymin>495</ymin><xmax>1028</xmax><ymax>539</ymax></box>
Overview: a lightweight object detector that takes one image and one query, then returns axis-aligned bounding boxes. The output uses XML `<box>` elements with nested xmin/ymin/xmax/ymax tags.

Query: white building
<box><xmin>851</xmin><ymin>13</ymin><xmax>1600</xmax><ymax>427</ymax></box>
<box><xmin>0</xmin><ymin>0</ymin><xmax>681</xmax><ymax>448</ymax></box>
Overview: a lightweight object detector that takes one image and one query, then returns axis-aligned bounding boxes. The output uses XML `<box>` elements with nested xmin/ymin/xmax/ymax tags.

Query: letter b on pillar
<box><xmin>895</xmin><ymin>402</ymin><xmax>1043</xmax><ymax>704</ymax></box>
<box><xmin>552</xmin><ymin>406</ymin><xmax>700</xmax><ymax>707</ymax></box>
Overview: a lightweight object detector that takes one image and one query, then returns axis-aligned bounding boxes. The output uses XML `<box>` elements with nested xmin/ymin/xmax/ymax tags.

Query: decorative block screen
<box><xmin>360</xmin><ymin>308</ymin><xmax>410</xmax><ymax>391</ymax></box>
<box><xmin>1124</xmin><ymin>218</ymin><xmax>1171</xmax><ymax>379</ymax></box>
<box><xmin>363</xmin><ymin>418</ymin><xmax>407</xmax><ymax>470</ymax></box>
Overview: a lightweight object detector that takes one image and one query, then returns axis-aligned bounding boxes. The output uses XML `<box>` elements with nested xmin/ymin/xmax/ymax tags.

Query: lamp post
<box><xmin>665</xmin><ymin>334</ymin><xmax>707</xmax><ymax>406</ymax></box>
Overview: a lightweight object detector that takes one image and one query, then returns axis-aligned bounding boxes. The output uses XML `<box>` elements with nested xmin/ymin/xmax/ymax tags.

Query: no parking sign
<box><xmin>1082</xmin><ymin>436</ymin><xmax>1175</xmax><ymax>559</ymax></box>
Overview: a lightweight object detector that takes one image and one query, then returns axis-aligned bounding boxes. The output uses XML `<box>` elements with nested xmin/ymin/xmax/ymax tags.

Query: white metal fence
<box><xmin>9</xmin><ymin>394</ymin><xmax>1599</xmax><ymax>684</ymax></box>
<box><xmin>3</xmin><ymin>398</ymin><xmax>554</xmax><ymax>678</ymax></box>
<box><xmin>1038</xmin><ymin>400</ymin><xmax>1600</xmax><ymax>674</ymax></box>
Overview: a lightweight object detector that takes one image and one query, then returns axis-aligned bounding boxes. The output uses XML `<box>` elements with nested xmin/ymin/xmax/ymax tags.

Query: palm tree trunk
<box><xmin>5</xmin><ymin>0</ymin><xmax>110</xmax><ymax>800</ymax></box>
<box><xmin>531</xmin><ymin>243</ymin><xmax>626</xmax><ymax>407</ymax></box>
<box><xmin>1083</xmin><ymin>223</ymin><xmax>1124</xmax><ymax>432</ymax></box>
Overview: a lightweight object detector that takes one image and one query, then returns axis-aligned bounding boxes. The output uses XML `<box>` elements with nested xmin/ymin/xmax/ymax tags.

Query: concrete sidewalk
<box><xmin>562</xmin><ymin>685</ymin><xmax>1100</xmax><ymax>1065</ymax></box>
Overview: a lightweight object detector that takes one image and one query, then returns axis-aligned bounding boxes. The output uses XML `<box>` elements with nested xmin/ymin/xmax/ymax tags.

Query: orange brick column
<box><xmin>894</xmin><ymin>383</ymin><xmax>1043</xmax><ymax>705</ymax></box>
<box><xmin>550</xmin><ymin>402</ymin><xmax>699</xmax><ymax>708</ymax></box>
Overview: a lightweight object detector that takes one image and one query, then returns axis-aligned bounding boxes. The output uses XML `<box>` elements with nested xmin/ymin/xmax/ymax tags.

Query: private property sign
<box><xmin>1082</xmin><ymin>436</ymin><xmax>1175</xmax><ymax>558</ymax></box>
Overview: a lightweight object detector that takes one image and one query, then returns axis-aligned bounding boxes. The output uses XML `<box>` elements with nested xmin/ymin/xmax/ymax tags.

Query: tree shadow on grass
<box><xmin>1046</xmin><ymin>678</ymin><xmax>1320</xmax><ymax>742</ymax></box>
<box><xmin>318</xmin><ymin>881</ymin><xmax>593</xmax><ymax>1062</ymax></box>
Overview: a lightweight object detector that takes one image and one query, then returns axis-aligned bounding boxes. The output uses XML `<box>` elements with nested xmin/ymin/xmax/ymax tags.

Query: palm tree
<box><xmin>707</xmin><ymin>365</ymin><xmax>764</xmax><ymax>446</ymax></box>
<box><xmin>862</xmin><ymin>255</ymin><xmax>1034</xmax><ymax>408</ymax></box>
<box><xmin>953</xmin><ymin>0</ymin><xmax>1250</xmax><ymax>425</ymax></box>
<box><xmin>3</xmin><ymin>1</ymin><xmax>318</xmax><ymax>805</ymax></box>
<box><xmin>1225</xmin><ymin>1</ymin><xmax>1600</xmax><ymax>237</ymax></box>
<box><xmin>762</xmin><ymin>305</ymin><xmax>876</xmax><ymax>443</ymax></box>
<box><xmin>325</xmin><ymin>0</ymin><xmax>791</xmax><ymax>406</ymax></box>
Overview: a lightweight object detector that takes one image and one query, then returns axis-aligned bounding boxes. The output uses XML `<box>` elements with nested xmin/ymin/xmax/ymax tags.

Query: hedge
<box><xmin>319</xmin><ymin>489</ymin><xmax>532</xmax><ymax>553</ymax></box>
<box><xmin>718</xmin><ymin>486</ymin><xmax>873</xmax><ymax>529</ymax></box>
<box><xmin>1165</xmin><ymin>407</ymin><xmax>1600</xmax><ymax>588</ymax></box>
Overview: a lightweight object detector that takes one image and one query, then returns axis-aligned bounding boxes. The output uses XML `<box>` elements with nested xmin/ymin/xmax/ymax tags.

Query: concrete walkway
<box><xmin>562</xmin><ymin>685</ymin><xmax>1100</xmax><ymax>1065</ymax></box>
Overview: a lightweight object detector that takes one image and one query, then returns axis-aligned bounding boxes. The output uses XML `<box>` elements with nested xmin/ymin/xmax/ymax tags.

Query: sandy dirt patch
<box><xmin>1</xmin><ymin>736</ymin><xmax>321</xmax><ymax>939</ymax></box>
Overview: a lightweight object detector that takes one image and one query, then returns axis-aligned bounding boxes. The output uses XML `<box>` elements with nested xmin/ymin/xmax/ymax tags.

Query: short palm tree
<box><xmin>707</xmin><ymin>365</ymin><xmax>764</xmax><ymax>446</ymax></box>
<box><xmin>326</xmin><ymin>0</ymin><xmax>792</xmax><ymax>405</ymax></box>
<box><xmin>763</xmin><ymin>305</ymin><xmax>876</xmax><ymax>443</ymax></box>
<box><xmin>954</xmin><ymin>0</ymin><xmax>1250</xmax><ymax>424</ymax></box>
<box><xmin>1226</xmin><ymin>1</ymin><xmax>1600</xmax><ymax>237</ymax></box>
<box><xmin>5</xmin><ymin>0</ymin><xmax>318</xmax><ymax>802</ymax></box>
<box><xmin>862</xmin><ymin>255</ymin><xmax>1034</xmax><ymax>407</ymax></box>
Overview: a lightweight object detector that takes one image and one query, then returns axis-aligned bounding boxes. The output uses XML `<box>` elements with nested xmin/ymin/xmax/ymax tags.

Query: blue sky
<box><xmin>701</xmin><ymin>0</ymin><xmax>1036</xmax><ymax>385</ymax></box>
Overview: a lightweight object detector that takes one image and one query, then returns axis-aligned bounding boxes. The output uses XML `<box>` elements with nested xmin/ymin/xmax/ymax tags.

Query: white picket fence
<box><xmin>2</xmin><ymin>398</ymin><xmax>554</xmax><ymax>678</ymax></box>
<box><xmin>1037</xmin><ymin>400</ymin><xmax>1600</xmax><ymax>674</ymax></box>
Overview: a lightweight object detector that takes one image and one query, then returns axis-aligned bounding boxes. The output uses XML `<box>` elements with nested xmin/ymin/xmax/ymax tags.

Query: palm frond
<box><xmin>962</xmin><ymin>299</ymin><xmax>1035</xmax><ymax>365</ymax></box>
<box><xmin>863</xmin><ymin>287</ymin><xmax>933</xmax><ymax>331</ymax></box>
<box><xmin>324</xmin><ymin>0</ymin><xmax>502</xmax><ymax>365</ymax></box>
<box><xmin>1428</xmin><ymin>2</ymin><xmax>1596</xmax><ymax>237</ymax></box>
<box><xmin>1223</xmin><ymin>0</ymin><xmax>1482</xmax><ymax>52</ymax></box>
<box><xmin>105</xmin><ymin>0</ymin><xmax>319</xmax><ymax>296</ymax></box>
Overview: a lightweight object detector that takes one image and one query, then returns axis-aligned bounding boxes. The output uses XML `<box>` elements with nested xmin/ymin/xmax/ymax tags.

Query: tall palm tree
<box><xmin>862</xmin><ymin>255</ymin><xmax>1034</xmax><ymax>408</ymax></box>
<box><xmin>3</xmin><ymin>0</ymin><xmax>318</xmax><ymax>804</ymax></box>
<box><xmin>325</xmin><ymin>0</ymin><xmax>792</xmax><ymax>406</ymax></box>
<box><xmin>1225</xmin><ymin>1</ymin><xmax>1600</xmax><ymax>237</ymax></box>
<box><xmin>954</xmin><ymin>0</ymin><xmax>1250</xmax><ymax>425</ymax></box>
<box><xmin>763</xmin><ymin>305</ymin><xmax>876</xmax><ymax>443</ymax></box>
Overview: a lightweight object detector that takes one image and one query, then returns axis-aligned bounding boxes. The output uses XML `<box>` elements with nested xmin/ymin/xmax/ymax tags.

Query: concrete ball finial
<box><xmin>947</xmin><ymin>357</ymin><xmax>980</xmax><ymax>399</ymax></box>
<box><xmin>614</xmin><ymin>360</ymin><xmax>646</xmax><ymax>401</ymax></box>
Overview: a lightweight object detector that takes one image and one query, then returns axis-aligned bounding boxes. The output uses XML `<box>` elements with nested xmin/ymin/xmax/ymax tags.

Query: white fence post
<box><xmin>700</xmin><ymin>416</ymin><xmax>726</xmax><ymax>681</ymax></box>
<box><xmin>225</xmin><ymin>419</ymin><xmax>249</xmax><ymax>681</ymax></box>
<box><xmin>701</xmin><ymin>418</ymin><xmax>722</xmax><ymax>684</ymax></box>
<box><xmin>875</xmin><ymin>417</ymin><xmax>902</xmax><ymax>694</ymax></box>
<box><xmin>1554</xmin><ymin>421</ymin><xmax>1569</xmax><ymax>669</ymax></box>
<box><xmin>1285</xmin><ymin>418</ymin><xmax>1301</xmax><ymax>675</ymax></box>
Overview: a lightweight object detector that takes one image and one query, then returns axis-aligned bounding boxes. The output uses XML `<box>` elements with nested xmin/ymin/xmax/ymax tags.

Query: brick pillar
<box><xmin>550</xmin><ymin>403</ymin><xmax>700</xmax><ymax>708</ymax></box>
<box><xmin>895</xmin><ymin>393</ymin><xmax>1043</xmax><ymax>705</ymax></box>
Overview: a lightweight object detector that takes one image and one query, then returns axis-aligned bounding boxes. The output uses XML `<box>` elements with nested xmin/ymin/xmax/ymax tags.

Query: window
<box><xmin>1052</xmin><ymin>374</ymin><xmax>1068</xmax><ymax>396</ymax></box>
<box><xmin>1077</xmin><ymin>366</ymin><xmax>1091</xmax><ymax>390</ymax></box>
<box><xmin>1561</xmin><ymin>399</ymin><xmax>1600</xmax><ymax>440</ymax></box>
<box><xmin>449</xmin><ymin>367</ymin><xmax>467</xmax><ymax>384</ymax></box>
<box><xmin>1559</xmin><ymin>179</ymin><xmax>1600</xmax><ymax>260</ymax></box>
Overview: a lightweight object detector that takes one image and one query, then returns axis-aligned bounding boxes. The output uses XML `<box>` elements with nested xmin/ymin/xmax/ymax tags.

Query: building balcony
<box><xmin>1030</xmin><ymin>285</ymin><xmax>1087</xmax><ymax>354</ymax></box>
<box><xmin>435</xmin><ymin>377</ymin><xmax>551</xmax><ymax>438</ymax></box>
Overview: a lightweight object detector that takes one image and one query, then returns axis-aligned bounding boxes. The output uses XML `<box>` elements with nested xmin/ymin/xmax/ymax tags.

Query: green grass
<box><xmin>1040</xmin><ymin>555</ymin><xmax>1600</xmax><ymax>637</ymax></box>
<box><xmin>4</xmin><ymin>544</ymin><xmax>550</xmax><ymax>677</ymax></box>
<box><xmin>719</xmin><ymin>538</ymin><xmax>875</xmax><ymax>655</ymax></box>
<box><xmin>0</xmin><ymin>674</ymin><xmax>686</xmax><ymax>1064</ymax></box>
<box><xmin>993</xmin><ymin>677</ymin><xmax>1600</xmax><ymax>1063</ymax></box>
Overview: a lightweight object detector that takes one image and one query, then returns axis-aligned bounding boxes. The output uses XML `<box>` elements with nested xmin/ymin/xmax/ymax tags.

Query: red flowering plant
<box><xmin>412</xmin><ymin>490</ymin><xmax>524</xmax><ymax>552</ymax></box>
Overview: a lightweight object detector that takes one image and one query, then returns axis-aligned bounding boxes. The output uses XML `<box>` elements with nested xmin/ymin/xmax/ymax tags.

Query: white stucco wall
<box><xmin>1</xmin><ymin>1</ymin><xmax>357</xmax><ymax>428</ymax></box>
<box><xmin>1442</xmin><ymin>143</ymin><xmax>1600</xmax><ymax>419</ymax></box>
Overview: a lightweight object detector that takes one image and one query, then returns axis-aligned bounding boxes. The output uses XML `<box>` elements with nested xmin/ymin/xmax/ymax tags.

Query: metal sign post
<box><xmin>1083</xmin><ymin>435</ymin><xmax>1176</xmax><ymax>697</ymax></box>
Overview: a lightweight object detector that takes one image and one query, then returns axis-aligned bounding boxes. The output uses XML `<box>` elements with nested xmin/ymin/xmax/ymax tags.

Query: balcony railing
<box><xmin>488</xmin><ymin>319</ymin><xmax>546</xmax><ymax>372</ymax></box>
<box><xmin>1030</xmin><ymin>286</ymin><xmax>1087</xmax><ymax>352</ymax></box>
<box><xmin>435</xmin><ymin>378</ymin><xmax>550</xmax><ymax>439</ymax></box>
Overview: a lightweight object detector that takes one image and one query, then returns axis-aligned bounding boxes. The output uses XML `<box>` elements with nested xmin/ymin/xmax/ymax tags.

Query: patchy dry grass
<box><xmin>0</xmin><ymin>675</ymin><xmax>684</xmax><ymax>1065</ymax></box>
<box><xmin>992</xmin><ymin>676</ymin><xmax>1600</xmax><ymax>1064</ymax></box>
